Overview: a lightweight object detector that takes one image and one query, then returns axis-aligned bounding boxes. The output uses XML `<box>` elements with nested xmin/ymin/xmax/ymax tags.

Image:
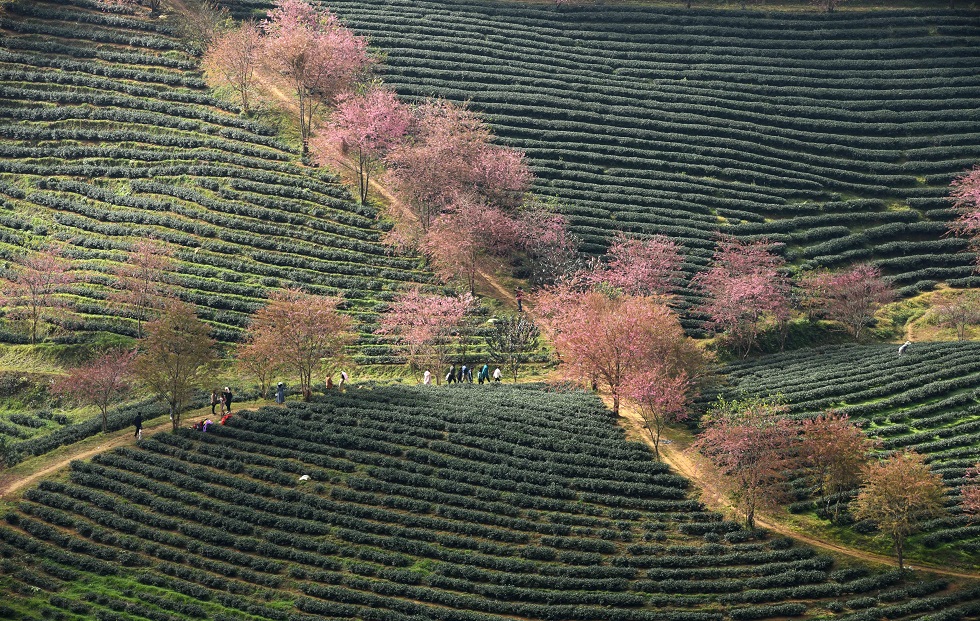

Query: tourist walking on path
<box><xmin>222</xmin><ymin>387</ymin><xmax>233</xmax><ymax>413</ymax></box>
<box><xmin>133</xmin><ymin>413</ymin><xmax>142</xmax><ymax>440</ymax></box>
<box><xmin>210</xmin><ymin>390</ymin><xmax>220</xmax><ymax>415</ymax></box>
<box><xmin>339</xmin><ymin>371</ymin><xmax>349</xmax><ymax>390</ymax></box>
<box><xmin>478</xmin><ymin>364</ymin><xmax>489</xmax><ymax>384</ymax></box>
<box><xmin>446</xmin><ymin>365</ymin><xmax>456</xmax><ymax>384</ymax></box>
<box><xmin>276</xmin><ymin>382</ymin><xmax>286</xmax><ymax>405</ymax></box>
<box><xmin>493</xmin><ymin>367</ymin><xmax>502</xmax><ymax>383</ymax></box>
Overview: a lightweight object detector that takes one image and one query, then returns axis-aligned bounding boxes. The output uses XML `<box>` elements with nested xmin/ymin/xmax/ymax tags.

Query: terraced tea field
<box><xmin>0</xmin><ymin>0</ymin><xmax>432</xmax><ymax>357</ymax></box>
<box><xmin>713</xmin><ymin>341</ymin><xmax>980</xmax><ymax>563</ymax></box>
<box><xmin>3</xmin><ymin>385</ymin><xmax>980</xmax><ymax>620</ymax></box>
<box><xmin>220</xmin><ymin>0</ymin><xmax>980</xmax><ymax>321</ymax></box>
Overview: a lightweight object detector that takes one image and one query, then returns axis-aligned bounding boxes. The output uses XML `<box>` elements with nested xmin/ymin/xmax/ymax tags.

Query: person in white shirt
<box><xmin>423</xmin><ymin>370</ymin><xmax>432</xmax><ymax>385</ymax></box>
<box><xmin>492</xmin><ymin>367</ymin><xmax>502</xmax><ymax>383</ymax></box>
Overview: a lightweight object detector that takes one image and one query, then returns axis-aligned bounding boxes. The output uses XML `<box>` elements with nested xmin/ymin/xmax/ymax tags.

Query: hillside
<box><xmin>218</xmin><ymin>0</ymin><xmax>980</xmax><ymax>327</ymax></box>
<box><xmin>0</xmin><ymin>0</ymin><xmax>432</xmax><ymax>358</ymax></box>
<box><xmin>2</xmin><ymin>385</ymin><xmax>980</xmax><ymax>620</ymax></box>
<box><xmin>709</xmin><ymin>340</ymin><xmax>980</xmax><ymax>566</ymax></box>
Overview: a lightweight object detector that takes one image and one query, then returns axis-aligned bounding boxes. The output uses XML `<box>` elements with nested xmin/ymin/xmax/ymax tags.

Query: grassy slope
<box><xmin>219</xmin><ymin>0</ymin><xmax>980</xmax><ymax>329</ymax></box>
<box><xmin>2</xmin><ymin>385</ymin><xmax>980</xmax><ymax>620</ymax></box>
<box><xmin>710</xmin><ymin>340</ymin><xmax>980</xmax><ymax>567</ymax></box>
<box><xmin>0</xmin><ymin>0</ymin><xmax>431</xmax><ymax>357</ymax></box>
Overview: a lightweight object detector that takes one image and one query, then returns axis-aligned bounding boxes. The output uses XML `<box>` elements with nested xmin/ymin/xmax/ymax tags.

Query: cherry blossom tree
<box><xmin>693</xmin><ymin>396</ymin><xmax>801</xmax><ymax>528</ymax></box>
<box><xmin>801</xmin><ymin>412</ymin><xmax>877</xmax><ymax>522</ymax></box>
<box><xmin>961</xmin><ymin>463</ymin><xmax>980</xmax><ymax>517</ymax></box>
<box><xmin>422</xmin><ymin>202</ymin><xmax>519</xmax><ymax>295</ymax></box>
<box><xmin>52</xmin><ymin>349</ymin><xmax>136</xmax><ymax>434</ymax></box>
<box><xmin>535</xmin><ymin>288</ymin><xmax>705</xmax><ymax>416</ymax></box>
<box><xmin>384</xmin><ymin>99</ymin><xmax>531</xmax><ymax>234</ymax></box>
<box><xmin>245</xmin><ymin>289</ymin><xmax>356</xmax><ymax>400</ymax></box>
<box><xmin>851</xmin><ymin>451</ymin><xmax>947</xmax><ymax>570</ymax></box>
<box><xmin>311</xmin><ymin>86</ymin><xmax>411</xmax><ymax>204</ymax></box>
<box><xmin>135</xmin><ymin>300</ymin><xmax>216</xmax><ymax>431</ymax></box>
<box><xmin>590</xmin><ymin>233</ymin><xmax>683</xmax><ymax>298</ymax></box>
<box><xmin>933</xmin><ymin>290</ymin><xmax>980</xmax><ymax>340</ymax></box>
<box><xmin>693</xmin><ymin>238</ymin><xmax>790</xmax><ymax>357</ymax></box>
<box><xmin>261</xmin><ymin>0</ymin><xmax>373</xmax><ymax>154</ymax></box>
<box><xmin>624</xmin><ymin>366</ymin><xmax>689</xmax><ymax>460</ymax></box>
<box><xmin>377</xmin><ymin>288</ymin><xmax>475</xmax><ymax>383</ymax></box>
<box><xmin>202</xmin><ymin>20</ymin><xmax>263</xmax><ymax>114</ymax></box>
<box><xmin>2</xmin><ymin>247</ymin><xmax>75</xmax><ymax>345</ymax></box>
<box><xmin>111</xmin><ymin>239</ymin><xmax>174</xmax><ymax>339</ymax></box>
<box><xmin>800</xmin><ymin>264</ymin><xmax>894</xmax><ymax>339</ymax></box>
<box><xmin>515</xmin><ymin>201</ymin><xmax>581</xmax><ymax>288</ymax></box>
<box><xmin>949</xmin><ymin>165</ymin><xmax>980</xmax><ymax>263</ymax></box>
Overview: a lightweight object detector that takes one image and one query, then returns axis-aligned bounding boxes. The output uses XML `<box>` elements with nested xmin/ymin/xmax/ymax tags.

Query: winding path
<box><xmin>618</xmin><ymin>406</ymin><xmax>980</xmax><ymax>581</ymax></box>
<box><xmin>0</xmin><ymin>404</ymin><xmax>267</xmax><ymax>501</ymax></box>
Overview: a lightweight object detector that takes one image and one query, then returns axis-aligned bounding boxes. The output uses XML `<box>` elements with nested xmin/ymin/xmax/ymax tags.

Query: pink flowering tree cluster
<box><xmin>799</xmin><ymin>264</ymin><xmax>894</xmax><ymax>339</ymax></box>
<box><xmin>382</xmin><ymin>99</ymin><xmax>533</xmax><ymax>291</ymax></box>
<box><xmin>588</xmin><ymin>233</ymin><xmax>683</xmax><ymax>298</ymax></box>
<box><xmin>52</xmin><ymin>349</ymin><xmax>136</xmax><ymax>434</ymax></box>
<box><xmin>535</xmin><ymin>287</ymin><xmax>705</xmax><ymax>416</ymax></box>
<box><xmin>377</xmin><ymin>288</ymin><xmax>476</xmax><ymax>383</ymax></box>
<box><xmin>261</xmin><ymin>0</ymin><xmax>373</xmax><ymax>154</ymax></box>
<box><xmin>311</xmin><ymin>86</ymin><xmax>411</xmax><ymax>204</ymax></box>
<box><xmin>693</xmin><ymin>239</ymin><xmax>790</xmax><ymax>358</ymax></box>
<box><xmin>385</xmin><ymin>99</ymin><xmax>531</xmax><ymax>232</ymax></box>
<box><xmin>2</xmin><ymin>246</ymin><xmax>76</xmax><ymax>345</ymax></box>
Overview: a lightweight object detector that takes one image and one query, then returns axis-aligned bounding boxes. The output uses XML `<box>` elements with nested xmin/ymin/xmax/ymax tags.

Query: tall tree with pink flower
<box><xmin>311</xmin><ymin>86</ymin><xmax>411</xmax><ymax>204</ymax></box>
<box><xmin>950</xmin><ymin>165</ymin><xmax>980</xmax><ymax>265</ymax></box>
<box><xmin>384</xmin><ymin>99</ymin><xmax>531</xmax><ymax>235</ymax></box>
<box><xmin>624</xmin><ymin>366</ymin><xmax>690</xmax><ymax>460</ymax></box>
<box><xmin>2</xmin><ymin>246</ymin><xmax>75</xmax><ymax>345</ymax></box>
<box><xmin>693</xmin><ymin>238</ymin><xmax>790</xmax><ymax>357</ymax></box>
<box><xmin>589</xmin><ymin>233</ymin><xmax>683</xmax><ymax>298</ymax></box>
<box><xmin>378</xmin><ymin>288</ymin><xmax>475</xmax><ymax>383</ymax></box>
<box><xmin>52</xmin><ymin>349</ymin><xmax>136</xmax><ymax>434</ymax></box>
<box><xmin>800</xmin><ymin>264</ymin><xmax>894</xmax><ymax>339</ymax></box>
<box><xmin>694</xmin><ymin>396</ymin><xmax>802</xmax><ymax>528</ymax></box>
<box><xmin>261</xmin><ymin>0</ymin><xmax>373</xmax><ymax>154</ymax></box>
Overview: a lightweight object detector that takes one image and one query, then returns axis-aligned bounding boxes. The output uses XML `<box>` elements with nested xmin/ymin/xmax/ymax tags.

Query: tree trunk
<box><xmin>896</xmin><ymin>536</ymin><xmax>905</xmax><ymax>571</ymax></box>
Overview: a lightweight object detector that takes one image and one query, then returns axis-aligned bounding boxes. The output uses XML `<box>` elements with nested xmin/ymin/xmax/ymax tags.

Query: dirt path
<box><xmin>0</xmin><ymin>417</ymin><xmax>171</xmax><ymax>500</ymax></box>
<box><xmin>0</xmin><ymin>404</ymin><xmax>269</xmax><ymax>501</ymax></box>
<box><xmin>617</xmin><ymin>405</ymin><xmax>980</xmax><ymax>580</ymax></box>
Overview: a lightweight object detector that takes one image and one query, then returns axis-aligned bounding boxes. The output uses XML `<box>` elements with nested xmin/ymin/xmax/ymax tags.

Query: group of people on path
<box><xmin>210</xmin><ymin>387</ymin><xmax>234</xmax><ymax>416</ymax></box>
<box><xmin>422</xmin><ymin>364</ymin><xmax>502</xmax><ymax>385</ymax></box>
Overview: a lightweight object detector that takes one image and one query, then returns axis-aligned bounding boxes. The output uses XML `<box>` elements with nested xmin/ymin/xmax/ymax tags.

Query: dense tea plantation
<box><xmin>2</xmin><ymin>385</ymin><xmax>979</xmax><ymax>620</ymax></box>
<box><xmin>0</xmin><ymin>0</ymin><xmax>433</xmax><ymax>357</ymax></box>
<box><xmin>712</xmin><ymin>341</ymin><xmax>980</xmax><ymax>564</ymax></box>
<box><xmin>218</xmin><ymin>0</ymin><xmax>980</xmax><ymax>321</ymax></box>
